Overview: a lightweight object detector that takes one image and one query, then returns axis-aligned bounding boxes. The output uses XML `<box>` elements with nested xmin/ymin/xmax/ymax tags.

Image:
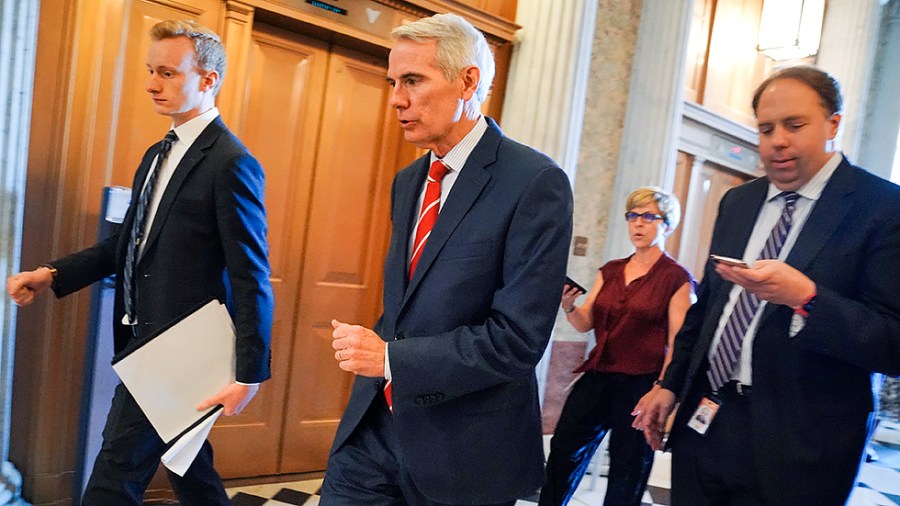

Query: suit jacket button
<box><xmin>394</xmin><ymin>331</ymin><xmax>405</xmax><ymax>341</ymax></box>
<box><xmin>415</xmin><ymin>396</ymin><xmax>424</xmax><ymax>405</ymax></box>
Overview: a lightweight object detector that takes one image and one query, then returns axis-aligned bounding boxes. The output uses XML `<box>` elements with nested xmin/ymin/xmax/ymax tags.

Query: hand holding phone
<box><xmin>710</xmin><ymin>254</ymin><xmax>750</xmax><ymax>269</ymax></box>
<box><xmin>564</xmin><ymin>276</ymin><xmax>587</xmax><ymax>295</ymax></box>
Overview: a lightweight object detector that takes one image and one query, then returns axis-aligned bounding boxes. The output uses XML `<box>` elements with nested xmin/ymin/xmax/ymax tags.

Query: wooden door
<box><xmin>207</xmin><ymin>24</ymin><xmax>329</xmax><ymax>477</ymax></box>
<box><xmin>676</xmin><ymin>154</ymin><xmax>751</xmax><ymax>280</ymax></box>
<box><xmin>279</xmin><ymin>44</ymin><xmax>409</xmax><ymax>473</ymax></box>
<box><xmin>208</xmin><ymin>23</ymin><xmax>414</xmax><ymax>477</ymax></box>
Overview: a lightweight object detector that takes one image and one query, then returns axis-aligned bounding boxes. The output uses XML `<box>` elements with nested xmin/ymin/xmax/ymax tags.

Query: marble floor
<box><xmin>226</xmin><ymin>421</ymin><xmax>900</xmax><ymax>506</ymax></box>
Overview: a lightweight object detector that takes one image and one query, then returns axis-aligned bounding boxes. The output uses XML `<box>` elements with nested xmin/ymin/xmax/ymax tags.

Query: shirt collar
<box><xmin>429</xmin><ymin>115</ymin><xmax>488</xmax><ymax>173</ymax></box>
<box><xmin>766</xmin><ymin>151</ymin><xmax>842</xmax><ymax>202</ymax></box>
<box><xmin>171</xmin><ymin>107</ymin><xmax>220</xmax><ymax>148</ymax></box>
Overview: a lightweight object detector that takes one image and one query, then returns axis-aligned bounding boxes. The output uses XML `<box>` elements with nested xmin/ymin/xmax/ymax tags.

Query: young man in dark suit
<box><xmin>633</xmin><ymin>66</ymin><xmax>900</xmax><ymax>505</ymax></box>
<box><xmin>320</xmin><ymin>12</ymin><xmax>573</xmax><ymax>506</ymax></box>
<box><xmin>6</xmin><ymin>20</ymin><xmax>273</xmax><ymax>504</ymax></box>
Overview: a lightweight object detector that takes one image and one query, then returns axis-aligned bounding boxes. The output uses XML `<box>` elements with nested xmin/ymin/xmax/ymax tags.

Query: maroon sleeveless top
<box><xmin>575</xmin><ymin>254</ymin><xmax>693</xmax><ymax>375</ymax></box>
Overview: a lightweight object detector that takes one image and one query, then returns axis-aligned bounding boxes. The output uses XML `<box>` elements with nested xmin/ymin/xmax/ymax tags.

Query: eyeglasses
<box><xmin>625</xmin><ymin>212</ymin><xmax>665</xmax><ymax>224</ymax></box>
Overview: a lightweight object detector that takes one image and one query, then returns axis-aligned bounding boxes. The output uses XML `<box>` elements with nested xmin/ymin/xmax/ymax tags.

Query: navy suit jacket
<box><xmin>663</xmin><ymin>157</ymin><xmax>900</xmax><ymax>503</ymax></box>
<box><xmin>51</xmin><ymin>117</ymin><xmax>274</xmax><ymax>384</ymax></box>
<box><xmin>329</xmin><ymin>118</ymin><xmax>573</xmax><ymax>503</ymax></box>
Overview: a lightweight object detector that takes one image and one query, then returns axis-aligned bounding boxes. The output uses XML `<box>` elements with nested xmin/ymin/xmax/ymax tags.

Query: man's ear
<box><xmin>460</xmin><ymin>66</ymin><xmax>480</xmax><ymax>101</ymax></box>
<box><xmin>827</xmin><ymin>113</ymin><xmax>841</xmax><ymax>140</ymax></box>
<box><xmin>200</xmin><ymin>69</ymin><xmax>219</xmax><ymax>93</ymax></box>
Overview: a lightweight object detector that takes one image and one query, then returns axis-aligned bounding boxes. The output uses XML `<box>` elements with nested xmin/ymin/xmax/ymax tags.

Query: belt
<box><xmin>720</xmin><ymin>381</ymin><xmax>752</xmax><ymax>397</ymax></box>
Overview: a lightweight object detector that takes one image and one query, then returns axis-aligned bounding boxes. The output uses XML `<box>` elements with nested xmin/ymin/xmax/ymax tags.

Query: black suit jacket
<box><xmin>663</xmin><ymin>157</ymin><xmax>900</xmax><ymax>503</ymax></box>
<box><xmin>51</xmin><ymin>117</ymin><xmax>274</xmax><ymax>383</ymax></box>
<box><xmin>329</xmin><ymin>119</ymin><xmax>573</xmax><ymax>503</ymax></box>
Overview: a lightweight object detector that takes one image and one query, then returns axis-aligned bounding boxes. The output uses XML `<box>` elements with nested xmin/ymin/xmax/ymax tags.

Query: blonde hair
<box><xmin>626</xmin><ymin>186</ymin><xmax>681</xmax><ymax>231</ymax></box>
<box><xmin>150</xmin><ymin>20</ymin><xmax>226</xmax><ymax>95</ymax></box>
<box><xmin>392</xmin><ymin>13</ymin><xmax>495</xmax><ymax>117</ymax></box>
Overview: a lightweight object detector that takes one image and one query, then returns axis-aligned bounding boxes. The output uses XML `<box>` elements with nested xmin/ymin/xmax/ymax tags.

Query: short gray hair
<box><xmin>392</xmin><ymin>13</ymin><xmax>495</xmax><ymax>114</ymax></box>
<box><xmin>151</xmin><ymin>20</ymin><xmax>226</xmax><ymax>95</ymax></box>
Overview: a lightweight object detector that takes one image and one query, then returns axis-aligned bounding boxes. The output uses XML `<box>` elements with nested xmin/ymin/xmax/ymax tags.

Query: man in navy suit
<box><xmin>6</xmin><ymin>20</ymin><xmax>273</xmax><ymax>504</ymax></box>
<box><xmin>633</xmin><ymin>66</ymin><xmax>900</xmax><ymax>505</ymax></box>
<box><xmin>320</xmin><ymin>13</ymin><xmax>573</xmax><ymax>506</ymax></box>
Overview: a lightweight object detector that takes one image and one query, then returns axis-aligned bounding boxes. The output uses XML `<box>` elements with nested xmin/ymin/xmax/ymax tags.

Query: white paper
<box><xmin>160</xmin><ymin>409</ymin><xmax>222</xmax><ymax>476</ymax></box>
<box><xmin>112</xmin><ymin>300</ymin><xmax>236</xmax><ymax>443</ymax></box>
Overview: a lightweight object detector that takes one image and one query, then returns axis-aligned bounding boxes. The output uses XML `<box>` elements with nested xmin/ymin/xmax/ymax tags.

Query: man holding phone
<box><xmin>633</xmin><ymin>66</ymin><xmax>900</xmax><ymax>505</ymax></box>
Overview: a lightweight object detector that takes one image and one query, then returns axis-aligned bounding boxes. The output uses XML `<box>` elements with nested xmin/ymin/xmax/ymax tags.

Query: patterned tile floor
<box><xmin>227</xmin><ymin>422</ymin><xmax>900</xmax><ymax>506</ymax></box>
<box><xmin>229</xmin><ymin>479</ymin><xmax>322</xmax><ymax>506</ymax></box>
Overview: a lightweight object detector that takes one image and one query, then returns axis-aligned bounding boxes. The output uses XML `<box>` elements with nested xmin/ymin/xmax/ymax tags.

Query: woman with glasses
<box><xmin>539</xmin><ymin>187</ymin><xmax>695</xmax><ymax>506</ymax></box>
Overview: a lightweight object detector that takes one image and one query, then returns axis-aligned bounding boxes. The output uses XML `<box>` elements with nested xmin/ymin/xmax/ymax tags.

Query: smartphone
<box><xmin>710</xmin><ymin>254</ymin><xmax>750</xmax><ymax>268</ymax></box>
<box><xmin>564</xmin><ymin>276</ymin><xmax>587</xmax><ymax>295</ymax></box>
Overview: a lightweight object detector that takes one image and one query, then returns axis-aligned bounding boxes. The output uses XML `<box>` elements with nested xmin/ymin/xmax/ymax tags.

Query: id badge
<box><xmin>687</xmin><ymin>396</ymin><xmax>720</xmax><ymax>435</ymax></box>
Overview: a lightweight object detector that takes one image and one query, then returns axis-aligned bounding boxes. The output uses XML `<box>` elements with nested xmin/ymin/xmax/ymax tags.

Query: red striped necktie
<box><xmin>408</xmin><ymin>160</ymin><xmax>450</xmax><ymax>278</ymax></box>
<box><xmin>384</xmin><ymin>160</ymin><xmax>450</xmax><ymax>412</ymax></box>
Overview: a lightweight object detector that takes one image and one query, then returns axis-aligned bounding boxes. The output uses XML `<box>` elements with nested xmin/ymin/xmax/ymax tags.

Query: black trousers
<box><xmin>670</xmin><ymin>387</ymin><xmax>764</xmax><ymax>506</ymax></box>
<box><xmin>539</xmin><ymin>372</ymin><xmax>656</xmax><ymax>506</ymax></box>
<box><xmin>670</xmin><ymin>382</ymin><xmax>868</xmax><ymax>506</ymax></box>
<box><xmin>81</xmin><ymin>383</ymin><xmax>230</xmax><ymax>506</ymax></box>
<box><xmin>321</xmin><ymin>395</ymin><xmax>516</xmax><ymax>506</ymax></box>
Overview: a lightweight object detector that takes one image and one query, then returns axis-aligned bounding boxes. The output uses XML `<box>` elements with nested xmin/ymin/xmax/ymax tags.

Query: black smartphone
<box><xmin>564</xmin><ymin>276</ymin><xmax>587</xmax><ymax>295</ymax></box>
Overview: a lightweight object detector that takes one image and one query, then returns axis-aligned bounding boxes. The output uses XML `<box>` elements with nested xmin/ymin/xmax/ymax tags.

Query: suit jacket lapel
<box><xmin>117</xmin><ymin>148</ymin><xmax>160</xmax><ymax>259</ymax></box>
<box><xmin>697</xmin><ymin>179</ymin><xmax>767</xmax><ymax>353</ymax></box>
<box><xmin>401</xmin><ymin>121</ymin><xmax>499</xmax><ymax>305</ymax></box>
<box><xmin>723</xmin><ymin>179</ymin><xmax>768</xmax><ymax>259</ymax></box>
<box><xmin>388</xmin><ymin>157</ymin><xmax>430</xmax><ymax>298</ymax></box>
<box><xmin>784</xmin><ymin>158</ymin><xmax>855</xmax><ymax>271</ymax></box>
<box><xmin>759</xmin><ymin>158</ymin><xmax>856</xmax><ymax>322</ymax></box>
<box><xmin>141</xmin><ymin>118</ymin><xmax>224</xmax><ymax>258</ymax></box>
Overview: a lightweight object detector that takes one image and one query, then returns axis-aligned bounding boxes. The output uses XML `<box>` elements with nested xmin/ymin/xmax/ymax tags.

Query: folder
<box><xmin>111</xmin><ymin>299</ymin><xmax>235</xmax><ymax>475</ymax></box>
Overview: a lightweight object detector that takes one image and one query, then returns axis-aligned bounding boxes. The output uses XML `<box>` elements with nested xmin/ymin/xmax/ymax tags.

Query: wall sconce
<box><xmin>757</xmin><ymin>0</ymin><xmax>826</xmax><ymax>61</ymax></box>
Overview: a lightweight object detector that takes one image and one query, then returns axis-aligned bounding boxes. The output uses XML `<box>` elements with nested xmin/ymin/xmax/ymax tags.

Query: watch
<box><xmin>39</xmin><ymin>264</ymin><xmax>58</xmax><ymax>290</ymax></box>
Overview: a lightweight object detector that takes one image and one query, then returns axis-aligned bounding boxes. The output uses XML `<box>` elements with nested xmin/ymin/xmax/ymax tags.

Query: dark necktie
<box><xmin>707</xmin><ymin>191</ymin><xmax>800</xmax><ymax>392</ymax></box>
<box><xmin>123</xmin><ymin>130</ymin><xmax>178</xmax><ymax>324</ymax></box>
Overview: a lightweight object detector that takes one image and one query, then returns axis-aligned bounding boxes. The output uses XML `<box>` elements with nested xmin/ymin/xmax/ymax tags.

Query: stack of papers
<box><xmin>112</xmin><ymin>300</ymin><xmax>236</xmax><ymax>475</ymax></box>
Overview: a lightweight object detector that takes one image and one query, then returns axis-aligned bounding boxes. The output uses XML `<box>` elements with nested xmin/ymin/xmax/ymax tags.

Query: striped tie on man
<box><xmin>384</xmin><ymin>159</ymin><xmax>449</xmax><ymax>411</ymax></box>
<box><xmin>707</xmin><ymin>191</ymin><xmax>800</xmax><ymax>392</ymax></box>
<box><xmin>123</xmin><ymin>130</ymin><xmax>178</xmax><ymax>327</ymax></box>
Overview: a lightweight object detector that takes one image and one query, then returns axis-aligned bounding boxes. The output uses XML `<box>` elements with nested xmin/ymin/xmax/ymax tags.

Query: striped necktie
<box><xmin>707</xmin><ymin>191</ymin><xmax>800</xmax><ymax>392</ymax></box>
<box><xmin>408</xmin><ymin>160</ymin><xmax>450</xmax><ymax>278</ymax></box>
<box><xmin>384</xmin><ymin>160</ymin><xmax>449</xmax><ymax>412</ymax></box>
<box><xmin>123</xmin><ymin>130</ymin><xmax>178</xmax><ymax>325</ymax></box>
